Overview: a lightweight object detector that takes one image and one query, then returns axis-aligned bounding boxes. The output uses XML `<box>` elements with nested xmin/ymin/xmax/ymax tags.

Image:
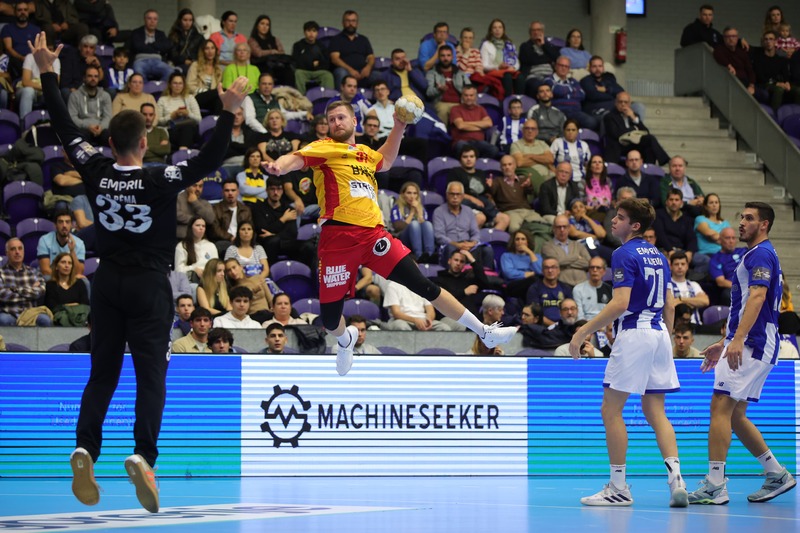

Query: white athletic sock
<box><xmin>664</xmin><ymin>456</ymin><xmax>682</xmax><ymax>484</ymax></box>
<box><xmin>457</xmin><ymin>309</ymin><xmax>486</xmax><ymax>335</ymax></box>
<box><xmin>756</xmin><ymin>450</ymin><xmax>783</xmax><ymax>474</ymax></box>
<box><xmin>336</xmin><ymin>329</ymin><xmax>352</xmax><ymax>347</ymax></box>
<box><xmin>610</xmin><ymin>464</ymin><xmax>626</xmax><ymax>489</ymax></box>
<box><xmin>708</xmin><ymin>461</ymin><xmax>726</xmax><ymax>485</ymax></box>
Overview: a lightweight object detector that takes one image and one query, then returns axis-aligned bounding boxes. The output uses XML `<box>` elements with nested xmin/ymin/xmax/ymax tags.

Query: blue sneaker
<box><xmin>688</xmin><ymin>476</ymin><xmax>729</xmax><ymax>505</ymax></box>
<box><xmin>747</xmin><ymin>467</ymin><xmax>796</xmax><ymax>503</ymax></box>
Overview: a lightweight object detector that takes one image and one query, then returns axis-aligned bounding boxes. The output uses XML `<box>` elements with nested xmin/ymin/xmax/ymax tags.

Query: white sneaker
<box><xmin>581</xmin><ymin>482</ymin><xmax>633</xmax><ymax>506</ymax></box>
<box><xmin>669</xmin><ymin>475</ymin><xmax>689</xmax><ymax>507</ymax></box>
<box><xmin>70</xmin><ymin>447</ymin><xmax>100</xmax><ymax>506</ymax></box>
<box><xmin>480</xmin><ymin>322</ymin><xmax>518</xmax><ymax>348</ymax></box>
<box><xmin>124</xmin><ymin>454</ymin><xmax>159</xmax><ymax>513</ymax></box>
<box><xmin>336</xmin><ymin>325</ymin><xmax>358</xmax><ymax>376</ymax></box>
<box><xmin>687</xmin><ymin>476</ymin><xmax>729</xmax><ymax>505</ymax></box>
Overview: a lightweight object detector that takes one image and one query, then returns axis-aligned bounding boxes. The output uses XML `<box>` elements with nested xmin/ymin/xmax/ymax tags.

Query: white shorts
<box><xmin>714</xmin><ymin>345</ymin><xmax>774</xmax><ymax>402</ymax></box>
<box><xmin>604</xmin><ymin>328</ymin><xmax>680</xmax><ymax>395</ymax></box>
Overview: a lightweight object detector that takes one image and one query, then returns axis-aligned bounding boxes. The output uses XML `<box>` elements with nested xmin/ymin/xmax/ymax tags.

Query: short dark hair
<box><xmin>433</xmin><ymin>22</ymin><xmax>449</xmax><ymax>32</ymax></box>
<box><xmin>113</xmin><ymin>47</ymin><xmax>129</xmax><ymax>58</ymax></box>
<box><xmin>140</xmin><ymin>102</ymin><xmax>155</xmax><ymax>113</ymax></box>
<box><xmin>53</xmin><ymin>208</ymin><xmax>72</xmax><ymax>222</ymax></box>
<box><xmin>673</xmin><ymin>322</ymin><xmax>695</xmax><ymax>335</ymax></box>
<box><xmin>670</xmin><ymin>250</ymin><xmax>689</xmax><ymax>264</ymax></box>
<box><xmin>675</xmin><ymin>303</ymin><xmax>693</xmax><ymax>319</ymax></box>
<box><xmin>700</xmin><ymin>4</ymin><xmax>714</xmax><ymax>12</ymax></box>
<box><xmin>266</xmin><ymin>176</ymin><xmax>283</xmax><ymax>189</ymax></box>
<box><xmin>458</xmin><ymin>145</ymin><xmax>478</xmax><ymax>158</ymax></box>
<box><xmin>220</xmin><ymin>10</ymin><xmax>237</xmax><ymax>26</ymax></box>
<box><xmin>222</xmin><ymin>178</ymin><xmax>238</xmax><ymax>189</ymax></box>
<box><xmin>266</xmin><ymin>322</ymin><xmax>286</xmax><ymax>336</ymax></box>
<box><xmin>109</xmin><ymin>110</ymin><xmax>146</xmax><ymax>156</ymax></box>
<box><xmin>229</xmin><ymin>285</ymin><xmax>253</xmax><ymax>301</ymax></box>
<box><xmin>189</xmin><ymin>307</ymin><xmax>213</xmax><ymax>321</ymax></box>
<box><xmin>363</xmin><ymin>115</ymin><xmax>379</xmax><ymax>126</ymax></box>
<box><xmin>763</xmin><ymin>30</ymin><xmax>778</xmax><ymax>40</ymax></box>
<box><xmin>84</xmin><ymin>65</ymin><xmax>101</xmax><ymax>77</ymax></box>
<box><xmin>589</xmin><ymin>55</ymin><xmax>604</xmax><ymax>64</ymax></box>
<box><xmin>668</xmin><ymin>188</ymin><xmax>684</xmax><ymax>200</ymax></box>
<box><xmin>616</xmin><ymin>198</ymin><xmax>656</xmax><ymax>235</ymax></box>
<box><xmin>526</xmin><ymin>303</ymin><xmax>543</xmax><ymax>321</ymax></box>
<box><xmin>176</xmin><ymin>293</ymin><xmax>193</xmax><ymax>305</ymax></box>
<box><xmin>744</xmin><ymin>201</ymin><xmax>775</xmax><ymax>232</ymax></box>
<box><xmin>347</xmin><ymin>314</ymin><xmax>367</xmax><ymax>325</ymax></box>
<box><xmin>303</xmin><ymin>20</ymin><xmax>319</xmax><ymax>32</ymax></box>
<box><xmin>207</xmin><ymin>327</ymin><xmax>233</xmax><ymax>346</ymax></box>
<box><xmin>390</xmin><ymin>48</ymin><xmax>405</xmax><ymax>57</ymax></box>
<box><xmin>372</xmin><ymin>80</ymin><xmax>388</xmax><ymax>90</ymax></box>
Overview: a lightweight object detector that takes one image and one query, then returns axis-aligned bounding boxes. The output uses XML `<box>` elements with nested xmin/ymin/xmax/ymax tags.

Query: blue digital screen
<box><xmin>627</xmin><ymin>0</ymin><xmax>646</xmax><ymax>16</ymax></box>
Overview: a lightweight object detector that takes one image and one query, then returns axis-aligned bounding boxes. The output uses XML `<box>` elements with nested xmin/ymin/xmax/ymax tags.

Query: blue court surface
<box><xmin>0</xmin><ymin>475</ymin><xmax>797</xmax><ymax>532</ymax></box>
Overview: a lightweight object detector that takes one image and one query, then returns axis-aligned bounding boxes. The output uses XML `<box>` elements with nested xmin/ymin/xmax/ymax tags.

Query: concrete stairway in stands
<box><xmin>633</xmin><ymin>94</ymin><xmax>800</xmax><ymax>290</ymax></box>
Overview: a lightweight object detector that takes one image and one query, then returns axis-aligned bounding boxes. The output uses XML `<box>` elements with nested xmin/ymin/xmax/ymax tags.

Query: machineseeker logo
<box><xmin>260</xmin><ymin>385</ymin><xmax>501</xmax><ymax>447</ymax></box>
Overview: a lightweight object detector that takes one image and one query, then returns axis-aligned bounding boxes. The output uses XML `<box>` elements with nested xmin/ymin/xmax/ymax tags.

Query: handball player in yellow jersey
<box><xmin>265</xmin><ymin>100</ymin><xmax>517</xmax><ymax>375</ymax></box>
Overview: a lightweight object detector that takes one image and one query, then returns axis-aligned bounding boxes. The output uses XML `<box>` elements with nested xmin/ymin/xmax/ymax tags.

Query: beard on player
<box><xmin>329</xmin><ymin>123</ymin><xmax>355</xmax><ymax>143</ymax></box>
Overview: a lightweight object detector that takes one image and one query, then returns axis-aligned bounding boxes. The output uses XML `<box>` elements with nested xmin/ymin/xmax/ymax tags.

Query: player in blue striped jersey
<box><xmin>569</xmin><ymin>198</ymin><xmax>687</xmax><ymax>508</ymax></box>
<box><xmin>689</xmin><ymin>202</ymin><xmax>796</xmax><ymax>505</ymax></box>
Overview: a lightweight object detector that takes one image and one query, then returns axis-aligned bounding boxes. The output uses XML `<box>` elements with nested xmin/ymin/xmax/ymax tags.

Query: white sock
<box><xmin>337</xmin><ymin>329</ymin><xmax>352</xmax><ymax>347</ymax></box>
<box><xmin>709</xmin><ymin>461</ymin><xmax>726</xmax><ymax>485</ymax></box>
<box><xmin>610</xmin><ymin>464</ymin><xmax>626</xmax><ymax>489</ymax></box>
<box><xmin>757</xmin><ymin>450</ymin><xmax>783</xmax><ymax>474</ymax></box>
<box><xmin>457</xmin><ymin>309</ymin><xmax>486</xmax><ymax>335</ymax></box>
<box><xmin>664</xmin><ymin>456</ymin><xmax>682</xmax><ymax>484</ymax></box>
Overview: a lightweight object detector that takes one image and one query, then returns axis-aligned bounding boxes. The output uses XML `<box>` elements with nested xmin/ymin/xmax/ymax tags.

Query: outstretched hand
<box><xmin>219</xmin><ymin>76</ymin><xmax>252</xmax><ymax>113</ymax></box>
<box><xmin>27</xmin><ymin>32</ymin><xmax>62</xmax><ymax>74</ymax></box>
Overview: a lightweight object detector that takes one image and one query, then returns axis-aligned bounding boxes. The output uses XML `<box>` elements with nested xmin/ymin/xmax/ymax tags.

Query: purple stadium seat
<box><xmin>379</xmin><ymin>189</ymin><xmax>399</xmax><ymax>200</ymax></box>
<box><xmin>480</xmin><ymin>228</ymin><xmax>511</xmax><ymax>270</ymax></box>
<box><xmin>41</xmin><ymin>144</ymin><xmax>65</xmax><ymax>190</ymax></box>
<box><xmin>83</xmin><ymin>257</ymin><xmax>100</xmax><ymax>280</ymax></box>
<box><xmin>782</xmin><ymin>114</ymin><xmax>800</xmax><ymax>139</ymax></box>
<box><xmin>357</xmin><ymin>87</ymin><xmax>373</xmax><ymax>101</ymax></box>
<box><xmin>297</xmin><ymin>223</ymin><xmax>320</xmax><ymax>241</ymax></box>
<box><xmin>475</xmin><ymin>157</ymin><xmax>501</xmax><ymax>174</ymax></box>
<box><xmin>546</xmin><ymin>36</ymin><xmax>565</xmax><ymax>48</ymax></box>
<box><xmin>143</xmin><ymin>80</ymin><xmax>166</xmax><ymax>98</ymax></box>
<box><xmin>476</xmin><ymin>93</ymin><xmax>502</xmax><ymax>127</ymax></box>
<box><xmin>22</xmin><ymin>109</ymin><xmax>49</xmax><ymax>131</ymax></box>
<box><xmin>605</xmin><ymin>162</ymin><xmax>625</xmax><ymax>180</ymax></box>
<box><xmin>427</xmin><ymin>156</ymin><xmax>460</xmax><ymax>195</ymax></box>
<box><xmin>286</xmin><ymin>119</ymin><xmax>308</xmax><ymax>135</ymax></box>
<box><xmin>4</xmin><ymin>181</ymin><xmax>44</xmax><ymax>226</ymax></box>
<box><xmin>393</xmin><ymin>155</ymin><xmax>424</xmax><ymax>172</ymax></box>
<box><xmin>5</xmin><ymin>343</ymin><xmax>30</xmax><ymax>352</ymax></box>
<box><xmin>271</xmin><ymin>260</ymin><xmax>315</xmax><ymax>301</ymax></box>
<box><xmin>198</xmin><ymin>115</ymin><xmax>219</xmax><ymax>144</ymax></box>
<box><xmin>171</xmin><ymin>148</ymin><xmax>200</xmax><ymax>165</ymax></box>
<box><xmin>418</xmin><ymin>347</ymin><xmax>455</xmax><ymax>355</ymax></box>
<box><xmin>759</xmin><ymin>103</ymin><xmax>776</xmax><ymax>119</ymax></box>
<box><xmin>97</xmin><ymin>146</ymin><xmax>114</xmax><ymax>158</ymax></box>
<box><xmin>418</xmin><ymin>263</ymin><xmax>444</xmax><ymax>278</ymax></box>
<box><xmin>48</xmin><ymin>343</ymin><xmax>72</xmax><ymax>352</ymax></box>
<box><xmin>317</xmin><ymin>26</ymin><xmax>340</xmax><ymax>48</ymax></box>
<box><xmin>503</xmin><ymin>95</ymin><xmax>536</xmax><ymax>115</ymax></box>
<box><xmin>342</xmin><ymin>298</ymin><xmax>381</xmax><ymax>320</ymax></box>
<box><xmin>420</xmin><ymin>190</ymin><xmax>444</xmax><ymax>219</ymax></box>
<box><xmin>0</xmin><ymin>109</ymin><xmax>21</xmax><ymax>145</ymax></box>
<box><xmin>293</xmin><ymin>298</ymin><xmax>320</xmax><ymax>316</ymax></box>
<box><xmin>378</xmin><ymin>346</ymin><xmax>407</xmax><ymax>354</ymax></box>
<box><xmin>374</xmin><ymin>56</ymin><xmax>392</xmax><ymax>71</ymax></box>
<box><xmin>777</xmin><ymin>104</ymin><xmax>800</xmax><ymax>125</ymax></box>
<box><xmin>702</xmin><ymin>305</ymin><xmax>730</xmax><ymax>325</ymax></box>
<box><xmin>789</xmin><ymin>136</ymin><xmax>800</xmax><ymax>149</ymax></box>
<box><xmin>580</xmin><ymin>128</ymin><xmax>603</xmax><ymax>158</ymax></box>
<box><xmin>307</xmin><ymin>87</ymin><xmax>340</xmax><ymax>116</ymax></box>
<box><xmin>642</xmin><ymin>163</ymin><xmax>665</xmax><ymax>179</ymax></box>
<box><xmin>16</xmin><ymin>217</ymin><xmax>55</xmax><ymax>264</ymax></box>
<box><xmin>0</xmin><ymin>143</ymin><xmax>12</xmax><ymax>156</ymax></box>
<box><xmin>0</xmin><ymin>219</ymin><xmax>10</xmax><ymax>250</ymax></box>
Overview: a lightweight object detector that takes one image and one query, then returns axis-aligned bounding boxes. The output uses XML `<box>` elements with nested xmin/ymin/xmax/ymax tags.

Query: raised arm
<box><xmin>376</xmin><ymin>113</ymin><xmax>407</xmax><ymax>170</ymax></box>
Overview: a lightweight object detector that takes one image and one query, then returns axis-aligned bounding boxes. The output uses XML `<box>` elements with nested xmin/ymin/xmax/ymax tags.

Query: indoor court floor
<box><xmin>0</xmin><ymin>475</ymin><xmax>797</xmax><ymax>532</ymax></box>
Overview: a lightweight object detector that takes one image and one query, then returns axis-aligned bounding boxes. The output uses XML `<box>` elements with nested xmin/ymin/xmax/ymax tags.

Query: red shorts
<box><xmin>317</xmin><ymin>224</ymin><xmax>410</xmax><ymax>304</ymax></box>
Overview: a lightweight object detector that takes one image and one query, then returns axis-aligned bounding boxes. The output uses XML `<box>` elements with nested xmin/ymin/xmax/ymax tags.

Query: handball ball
<box><xmin>395</xmin><ymin>95</ymin><xmax>424</xmax><ymax>124</ymax></box>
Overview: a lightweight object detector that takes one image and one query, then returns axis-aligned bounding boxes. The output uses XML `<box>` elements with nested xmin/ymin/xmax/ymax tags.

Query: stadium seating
<box><xmin>392</xmin><ymin>155</ymin><xmax>424</xmax><ymax>174</ymax></box>
<box><xmin>48</xmin><ymin>343</ymin><xmax>72</xmax><ymax>352</ymax></box>
<box><xmin>293</xmin><ymin>298</ymin><xmax>320</xmax><ymax>316</ymax></box>
<box><xmin>143</xmin><ymin>80</ymin><xmax>166</xmax><ymax>98</ymax></box>
<box><xmin>642</xmin><ymin>163</ymin><xmax>665</xmax><ymax>179</ymax></box>
<box><xmin>702</xmin><ymin>305</ymin><xmax>730</xmax><ymax>325</ymax></box>
<box><xmin>378</xmin><ymin>346</ymin><xmax>407</xmax><ymax>354</ymax></box>
<box><xmin>342</xmin><ymin>298</ymin><xmax>381</xmax><ymax>320</ymax></box>
<box><xmin>0</xmin><ymin>109</ymin><xmax>20</xmax><ymax>145</ymax></box>
<box><xmin>271</xmin><ymin>260</ymin><xmax>315</xmax><ymax>301</ymax></box>
<box><xmin>418</xmin><ymin>347</ymin><xmax>455</xmax><ymax>355</ymax></box>
<box><xmin>41</xmin><ymin>144</ymin><xmax>65</xmax><ymax>191</ymax></box>
<box><xmin>16</xmin><ymin>218</ymin><xmax>55</xmax><ymax>264</ymax></box>
<box><xmin>777</xmin><ymin>104</ymin><xmax>800</xmax><ymax>126</ymax></box>
<box><xmin>420</xmin><ymin>190</ymin><xmax>444</xmax><ymax>219</ymax></box>
<box><xmin>417</xmin><ymin>263</ymin><xmax>444</xmax><ymax>278</ymax></box>
<box><xmin>171</xmin><ymin>148</ymin><xmax>200</xmax><ymax>164</ymax></box>
<box><xmin>198</xmin><ymin>115</ymin><xmax>219</xmax><ymax>144</ymax></box>
<box><xmin>307</xmin><ymin>87</ymin><xmax>340</xmax><ymax>116</ymax></box>
<box><xmin>782</xmin><ymin>114</ymin><xmax>800</xmax><ymax>139</ymax></box>
<box><xmin>503</xmin><ymin>94</ymin><xmax>536</xmax><ymax>115</ymax></box>
<box><xmin>3</xmin><ymin>181</ymin><xmax>44</xmax><ymax>226</ymax></box>
<box><xmin>516</xmin><ymin>348</ymin><xmax>554</xmax><ymax>356</ymax></box>
<box><xmin>476</xmin><ymin>93</ymin><xmax>502</xmax><ymax>127</ymax></box>
<box><xmin>0</xmin><ymin>220</ymin><xmax>10</xmax><ymax>251</ymax></box>
<box><xmin>22</xmin><ymin>110</ymin><xmax>49</xmax><ymax>131</ymax></box>
<box><xmin>373</xmin><ymin>56</ymin><xmax>392</xmax><ymax>71</ymax></box>
<box><xmin>480</xmin><ymin>228</ymin><xmax>511</xmax><ymax>270</ymax></box>
<box><xmin>297</xmin><ymin>223</ymin><xmax>320</xmax><ymax>241</ymax></box>
<box><xmin>475</xmin><ymin>157</ymin><xmax>501</xmax><ymax>174</ymax></box>
<box><xmin>5</xmin><ymin>343</ymin><xmax>30</xmax><ymax>351</ymax></box>
<box><xmin>427</xmin><ymin>156</ymin><xmax>459</xmax><ymax>195</ymax></box>
<box><xmin>83</xmin><ymin>257</ymin><xmax>100</xmax><ymax>280</ymax></box>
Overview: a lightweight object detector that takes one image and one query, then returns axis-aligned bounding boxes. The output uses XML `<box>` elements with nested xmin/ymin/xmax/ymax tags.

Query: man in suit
<box><xmin>538</xmin><ymin>161</ymin><xmax>581</xmax><ymax>223</ymax></box>
<box><xmin>541</xmin><ymin>214</ymin><xmax>591</xmax><ymax>286</ymax></box>
<box><xmin>603</xmin><ymin>92</ymin><xmax>668</xmax><ymax>165</ymax></box>
<box><xmin>613</xmin><ymin>150</ymin><xmax>661</xmax><ymax>208</ymax></box>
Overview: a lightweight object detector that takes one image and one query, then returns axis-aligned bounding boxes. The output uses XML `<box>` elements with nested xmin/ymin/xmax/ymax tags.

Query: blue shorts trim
<box><xmin>712</xmin><ymin>388</ymin><xmax>760</xmax><ymax>403</ymax></box>
<box><xmin>644</xmin><ymin>387</ymin><xmax>681</xmax><ymax>394</ymax></box>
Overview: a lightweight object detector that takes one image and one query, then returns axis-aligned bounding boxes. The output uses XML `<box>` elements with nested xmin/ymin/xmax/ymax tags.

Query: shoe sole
<box><xmin>580</xmin><ymin>499</ymin><xmax>634</xmax><ymax>506</ymax></box>
<box><xmin>70</xmin><ymin>451</ymin><xmax>99</xmax><ymax>506</ymax></box>
<box><xmin>670</xmin><ymin>488</ymin><xmax>689</xmax><ymax>508</ymax></box>
<box><xmin>124</xmin><ymin>457</ymin><xmax>159</xmax><ymax>513</ymax></box>
<box><xmin>688</xmin><ymin>497</ymin><xmax>729</xmax><ymax>505</ymax></box>
<box><xmin>748</xmin><ymin>478</ymin><xmax>797</xmax><ymax>503</ymax></box>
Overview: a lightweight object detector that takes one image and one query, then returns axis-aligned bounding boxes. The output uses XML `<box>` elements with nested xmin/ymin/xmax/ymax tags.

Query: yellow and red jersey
<box><xmin>294</xmin><ymin>139</ymin><xmax>384</xmax><ymax>228</ymax></box>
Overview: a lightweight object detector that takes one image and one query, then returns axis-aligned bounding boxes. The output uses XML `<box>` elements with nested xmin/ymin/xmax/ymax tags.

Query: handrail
<box><xmin>674</xmin><ymin>43</ymin><xmax>800</xmax><ymax>208</ymax></box>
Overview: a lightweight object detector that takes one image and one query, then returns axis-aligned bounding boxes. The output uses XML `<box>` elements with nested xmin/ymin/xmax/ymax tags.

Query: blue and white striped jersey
<box><xmin>611</xmin><ymin>237</ymin><xmax>671</xmax><ymax>334</ymax></box>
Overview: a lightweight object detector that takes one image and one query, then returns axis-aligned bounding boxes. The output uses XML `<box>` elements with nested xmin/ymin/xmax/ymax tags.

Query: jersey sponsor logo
<box><xmin>373</xmin><ymin>237</ymin><xmax>390</xmax><ymax>256</ymax></box>
<box><xmin>350</xmin><ymin>180</ymin><xmax>376</xmax><ymax>200</ymax></box>
<box><xmin>613</xmin><ymin>268</ymin><xmax>625</xmax><ymax>282</ymax></box>
<box><xmin>349</xmin><ymin>164</ymin><xmax>376</xmax><ymax>179</ymax></box>
<box><xmin>164</xmin><ymin>165</ymin><xmax>183</xmax><ymax>182</ymax></box>
<box><xmin>322</xmin><ymin>265</ymin><xmax>351</xmax><ymax>288</ymax></box>
<box><xmin>72</xmin><ymin>141</ymin><xmax>98</xmax><ymax>164</ymax></box>
<box><xmin>753</xmin><ymin>266</ymin><xmax>771</xmax><ymax>281</ymax></box>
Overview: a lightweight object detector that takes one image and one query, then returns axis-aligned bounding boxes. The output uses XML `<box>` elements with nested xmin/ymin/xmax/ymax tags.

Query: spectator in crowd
<box><xmin>550</xmin><ymin>118</ymin><xmax>590</xmax><ymax>183</ymax></box>
<box><xmin>426</xmin><ymin>45</ymin><xmax>469</xmax><ymax>125</ymax></box>
<box><xmin>210</xmin><ymin>10</ymin><xmax>246</xmax><ymax>66</ymax></box>
<box><xmin>539</xmin><ymin>161</ymin><xmax>582</xmax><ymax>222</ymax></box>
<box><xmin>457</xmin><ymin>26</ymin><xmax>504</xmax><ymax>99</ymax></box>
<box><xmin>498</xmin><ymin>97</ymin><xmax>526</xmax><ymax>151</ymax></box>
<box><xmin>542</xmin><ymin>214</ymin><xmax>591</xmax><ymax>286</ymax></box>
<box><xmin>580</xmin><ymin>55</ymin><xmax>644</xmax><ymax>119</ymax></box>
<box><xmin>752</xmin><ymin>30</ymin><xmax>799</xmax><ymax>112</ymax></box>
<box><xmin>653</xmin><ymin>189</ymin><xmax>699</xmax><ymax>265</ymax></box>
<box><xmin>329</xmin><ymin>74</ymin><xmax>370</xmax><ymax>134</ymax></box>
<box><xmin>419</xmin><ymin>22</ymin><xmax>457</xmax><ymax>72</ymax></box>
<box><xmin>487</xmin><ymin>155</ymin><xmax>546</xmax><ymax>232</ymax></box>
<box><xmin>383</xmin><ymin>279</ymin><xmax>454</xmax><ymax>331</ymax></box>
<box><xmin>168</xmin><ymin>272</ymin><xmax>192</xmax><ymax>313</ymax></box>
<box><xmin>261</xmin><ymin>323</ymin><xmax>292</xmax><ymax>354</ymax></box>
<box><xmin>105</xmin><ymin>47</ymin><xmax>132</xmax><ymax>99</ymax></box>
<box><xmin>763</xmin><ymin>6</ymin><xmax>786</xmax><ymax>36</ymax></box>
<box><xmin>560</xmin><ymin>28</ymin><xmax>592</xmax><ymax>76</ymax></box>
<box><xmin>75</xmin><ymin>0</ymin><xmax>118</xmax><ymax>45</ymax></box>
<box><xmin>292</xmin><ymin>20</ymin><xmax>333</xmax><ymax>93</ymax></box>
<box><xmin>519</xmin><ymin>21</ymin><xmax>560</xmax><ymax>97</ymax></box>
<box><xmin>526</xmin><ymin>84</ymin><xmax>566</xmax><ymax>144</ymax></box>
<box><xmin>434</xmin><ymin>249</ymin><xmax>493</xmax><ymax>316</ymax></box>
<box><xmin>167</xmin><ymin>8</ymin><xmax>204</xmax><ymax>72</ymax></box>
<box><xmin>223</xmin><ymin>259</ymin><xmax>273</xmax><ymax>324</ymax></box>
<box><xmin>236</xmin><ymin>147</ymin><xmax>267</xmax><ymax>204</ymax></box>
<box><xmin>709</xmin><ymin>226</ymin><xmax>746</xmax><ymax>306</ymax></box>
<box><xmin>220</xmin><ymin>107</ymin><xmax>265</xmax><ymax>168</ymax></box>
<box><xmin>127</xmin><ymin>9</ymin><xmax>173</xmax><ymax>81</ymax></box>
<box><xmin>243</xmin><ymin>72</ymin><xmax>309</xmax><ymax>135</ymax></box>
<box><xmin>680</xmin><ymin>4</ymin><xmax>723</xmax><ymax>48</ymax></box>
<box><xmin>660</xmin><ymin>155</ymin><xmax>704</xmax><ymax>215</ymax></box>
<box><xmin>173</xmin><ymin>293</ymin><xmax>194</xmax><ymax>335</ymax></box>
<box><xmin>282</xmin><ymin>167</ymin><xmax>319</xmax><ymax>228</ymax></box>
<box><xmin>449</xmin><ymin>85</ymin><xmax>498</xmax><ymax>158</ymax></box>
<box><xmin>432</xmin><ymin>181</ymin><xmax>495</xmax><ymax>267</ymax></box>
<box><xmin>544</xmin><ymin>56</ymin><xmax>598</xmax><ymax>131</ymax></box>
<box><xmin>603</xmin><ymin>187</ymin><xmax>636</xmax><ymax>248</ymax></box>
<box><xmin>210</xmin><ymin>179</ymin><xmax>253</xmax><ymax>247</ymax></box>
<box><xmin>510</xmin><ymin>117</ymin><xmax>555</xmax><ymax>193</ymax></box>
<box><xmin>251</xmin><ymin>176</ymin><xmax>315</xmax><ymax>266</ymax></box>
<box><xmin>526</xmin><ymin>257</ymin><xmax>573</xmax><ymax>326</ymax></box>
<box><xmin>112</xmin><ymin>73</ymin><xmax>157</xmax><ymax>119</ymax></box>
<box><xmin>0</xmin><ymin>239</ymin><xmax>51</xmax><ymax>326</ymax></box>
<box><xmin>391</xmin><ymin>181</ymin><xmax>436</xmax><ymax>263</ymax></box>
<box><xmin>572</xmin><ymin>256</ymin><xmax>612</xmax><ymax>321</ymax></box>
<box><xmin>262</xmin><ymin>292</ymin><xmax>307</xmax><ymax>328</ymax></box>
<box><xmin>366</xmin><ymin>80</ymin><xmax>394</xmax><ymax>138</ymax></box>
<box><xmin>196</xmin><ymin>259</ymin><xmax>231</xmax><ymax>317</ymax></box>
<box><xmin>583</xmin><ymin>154</ymin><xmax>613</xmax><ymax>216</ymax></box>
<box><xmin>224</xmin><ymin>222</ymin><xmax>270</xmax><ymax>281</ymax></box>
<box><xmin>604</xmin><ymin>92</ymin><xmax>669</xmax><ymax>165</ymax></box>
<box><xmin>37</xmin><ymin>209</ymin><xmax>86</xmax><ymax>278</ymax></box>
<box><xmin>669</xmin><ymin>251</ymin><xmax>709</xmax><ymax>325</ymax></box>
<box><xmin>538</xmin><ymin>299</ymin><xmax>582</xmax><ymax>351</ymax></box>
<box><xmin>44</xmin><ymin>252</ymin><xmax>89</xmax><ymax>321</ymax></box>
<box><xmin>59</xmin><ymin>34</ymin><xmax>102</xmax><ymax>101</ymax></box>
<box><xmin>383</xmin><ymin>47</ymin><xmax>427</xmax><ymax>102</ymax></box>
<box><xmin>176</xmin><ymin>179</ymin><xmax>215</xmax><ymax>240</ymax></box>
<box><xmin>1</xmin><ymin>2</ymin><xmax>39</xmax><ymax>77</ymax></box>
<box><xmin>300</xmin><ymin>113</ymin><xmax>329</xmax><ymax>147</ymax></box>
<box><xmin>156</xmin><ymin>71</ymin><xmax>201</xmax><ymax>151</ymax></box>
<box><xmin>213</xmin><ymin>285</ymin><xmax>261</xmax><ymax>329</ymax></box>
<box><xmin>643</xmin><ymin>227</ymin><xmax>658</xmax><ymax>247</ymax></box>
<box><xmin>262</xmin><ymin>109</ymin><xmax>301</xmax><ymax>162</ymax></box>
<box><xmin>207</xmin><ymin>327</ymin><xmax>234</xmax><ymax>353</ymax></box>
<box><xmin>328</xmin><ymin>9</ymin><xmax>380</xmax><ymax>88</ymax></box>
<box><xmin>446</xmin><ymin>146</ymin><xmax>509</xmax><ymax>229</ymax></box>
<box><xmin>67</xmin><ymin>65</ymin><xmax>111</xmax><ymax>145</ymax></box>
<box><xmin>221</xmin><ymin>42</ymin><xmax>260</xmax><ymax>90</ymax></box>
<box><xmin>567</xmin><ymin>198</ymin><xmax>613</xmax><ymax>262</ymax></box>
<box><xmin>348</xmin><ymin>314</ymin><xmax>379</xmax><ymax>354</ymax></box>
<box><xmin>694</xmin><ymin>193</ymin><xmax>730</xmax><ymax>258</ymax></box>
<box><xmin>776</xmin><ymin>23</ymin><xmax>800</xmax><ymax>56</ymax></box>
<box><xmin>248</xmin><ymin>15</ymin><xmax>293</xmax><ymax>87</ymax></box>
<box><xmin>186</xmin><ymin>40</ymin><xmax>224</xmax><ymax>115</ymax></box>
<box><xmin>672</xmin><ymin>323</ymin><xmax>700</xmax><ymax>359</ymax></box>
<box><xmin>480</xmin><ymin>18</ymin><xmax>523</xmax><ymax>99</ymax></box>
<box><xmin>614</xmin><ymin>149</ymin><xmax>661</xmax><ymax>208</ymax></box>
<box><xmin>171</xmin><ymin>308</ymin><xmax>213</xmax><ymax>353</ymax></box>
<box><xmin>713</xmin><ymin>26</ymin><xmax>755</xmax><ymax>95</ymax></box>
<box><xmin>174</xmin><ymin>215</ymin><xmax>217</xmax><ymax>281</ymax></box>
<box><xmin>520</xmin><ymin>303</ymin><xmax>543</xmax><ymax>326</ymax></box>
<box><xmin>500</xmin><ymin>229</ymin><xmax>543</xmax><ymax>297</ymax></box>
<box><xmin>68</xmin><ymin>312</ymin><xmax>92</xmax><ymax>352</ymax></box>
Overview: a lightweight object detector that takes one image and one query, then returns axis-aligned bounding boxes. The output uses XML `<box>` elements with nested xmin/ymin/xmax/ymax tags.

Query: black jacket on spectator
<box><xmin>168</xmin><ymin>27</ymin><xmax>205</xmax><ymax>67</ymax></box>
<box><xmin>433</xmin><ymin>257</ymin><xmax>493</xmax><ymax>316</ymax></box>
<box><xmin>680</xmin><ymin>18</ymin><xmax>723</xmax><ymax>48</ymax></box>
<box><xmin>790</xmin><ymin>53</ymin><xmax>800</xmax><ymax>85</ymax></box>
<box><xmin>127</xmin><ymin>26</ymin><xmax>171</xmax><ymax>61</ymax></box>
<box><xmin>538</xmin><ymin>178</ymin><xmax>581</xmax><ymax>218</ymax></box>
<box><xmin>652</xmin><ymin>208</ymin><xmax>698</xmax><ymax>254</ymax></box>
<box><xmin>603</xmin><ymin>110</ymin><xmax>669</xmax><ymax>166</ymax></box>
<box><xmin>74</xmin><ymin>0</ymin><xmax>117</xmax><ymax>40</ymax></box>
<box><xmin>580</xmin><ymin>73</ymin><xmax>625</xmax><ymax>114</ymax></box>
<box><xmin>614</xmin><ymin>172</ymin><xmax>661</xmax><ymax>209</ymax></box>
<box><xmin>58</xmin><ymin>46</ymin><xmax>93</xmax><ymax>90</ymax></box>
<box><xmin>292</xmin><ymin>38</ymin><xmax>329</xmax><ymax>71</ymax></box>
<box><xmin>520</xmin><ymin>321</ymin><xmax>575</xmax><ymax>348</ymax></box>
<box><xmin>518</xmin><ymin>40</ymin><xmax>560</xmax><ymax>77</ymax></box>
<box><xmin>750</xmin><ymin>48</ymin><xmax>791</xmax><ymax>87</ymax></box>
